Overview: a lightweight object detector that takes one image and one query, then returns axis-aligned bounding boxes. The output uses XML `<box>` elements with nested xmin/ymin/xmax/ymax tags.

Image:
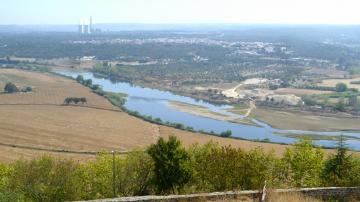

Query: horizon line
<box><xmin>1</xmin><ymin>22</ymin><xmax>360</xmax><ymax>26</ymax></box>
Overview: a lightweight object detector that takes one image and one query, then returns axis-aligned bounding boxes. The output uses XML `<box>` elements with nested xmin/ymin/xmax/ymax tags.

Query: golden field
<box><xmin>0</xmin><ymin>69</ymin><xmax>346</xmax><ymax>162</ymax></box>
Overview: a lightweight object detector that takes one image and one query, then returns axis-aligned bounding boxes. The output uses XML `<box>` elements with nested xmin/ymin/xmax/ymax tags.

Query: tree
<box><xmin>83</xmin><ymin>79</ymin><xmax>93</xmax><ymax>87</ymax></box>
<box><xmin>302</xmin><ymin>95</ymin><xmax>317</xmax><ymax>106</ymax></box>
<box><xmin>321</xmin><ymin>135</ymin><xmax>360</xmax><ymax>186</ymax></box>
<box><xmin>220</xmin><ymin>130</ymin><xmax>232</xmax><ymax>137</ymax></box>
<box><xmin>282</xmin><ymin>139</ymin><xmax>324</xmax><ymax>187</ymax></box>
<box><xmin>76</xmin><ymin>75</ymin><xmax>84</xmax><ymax>83</ymax></box>
<box><xmin>335</xmin><ymin>83</ymin><xmax>347</xmax><ymax>92</ymax></box>
<box><xmin>147</xmin><ymin>136</ymin><xmax>192</xmax><ymax>194</ymax></box>
<box><xmin>24</xmin><ymin>86</ymin><xmax>32</xmax><ymax>92</ymax></box>
<box><xmin>4</xmin><ymin>82</ymin><xmax>19</xmax><ymax>93</ymax></box>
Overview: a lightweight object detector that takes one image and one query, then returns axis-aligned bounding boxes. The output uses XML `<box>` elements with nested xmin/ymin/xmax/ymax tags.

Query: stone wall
<box><xmin>83</xmin><ymin>187</ymin><xmax>360</xmax><ymax>202</ymax></box>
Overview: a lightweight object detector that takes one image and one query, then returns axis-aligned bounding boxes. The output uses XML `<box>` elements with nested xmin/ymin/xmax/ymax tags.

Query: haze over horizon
<box><xmin>1</xmin><ymin>0</ymin><xmax>360</xmax><ymax>25</ymax></box>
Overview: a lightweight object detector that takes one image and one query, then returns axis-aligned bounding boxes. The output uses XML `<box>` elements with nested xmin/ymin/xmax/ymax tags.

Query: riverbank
<box><xmin>167</xmin><ymin>100</ymin><xmax>257</xmax><ymax>126</ymax></box>
<box><xmin>54</xmin><ymin>68</ymin><xmax>360</xmax><ymax>150</ymax></box>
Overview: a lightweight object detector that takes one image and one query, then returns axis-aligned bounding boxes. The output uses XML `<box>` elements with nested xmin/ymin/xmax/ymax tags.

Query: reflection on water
<box><xmin>56</xmin><ymin>70</ymin><xmax>360</xmax><ymax>150</ymax></box>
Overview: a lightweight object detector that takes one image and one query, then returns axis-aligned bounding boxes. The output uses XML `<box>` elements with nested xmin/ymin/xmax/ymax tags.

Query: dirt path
<box><xmin>243</xmin><ymin>100</ymin><xmax>256</xmax><ymax>117</ymax></box>
<box><xmin>221</xmin><ymin>83</ymin><xmax>243</xmax><ymax>98</ymax></box>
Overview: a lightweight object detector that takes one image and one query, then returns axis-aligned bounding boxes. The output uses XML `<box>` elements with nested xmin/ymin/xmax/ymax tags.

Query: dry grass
<box><xmin>274</xmin><ymin>88</ymin><xmax>329</xmax><ymax>95</ymax></box>
<box><xmin>0</xmin><ymin>69</ymin><xmax>113</xmax><ymax>107</ymax></box>
<box><xmin>319</xmin><ymin>77</ymin><xmax>360</xmax><ymax>90</ymax></box>
<box><xmin>267</xmin><ymin>192</ymin><xmax>322</xmax><ymax>202</ymax></box>
<box><xmin>0</xmin><ymin>69</ymin><xmax>344</xmax><ymax>162</ymax></box>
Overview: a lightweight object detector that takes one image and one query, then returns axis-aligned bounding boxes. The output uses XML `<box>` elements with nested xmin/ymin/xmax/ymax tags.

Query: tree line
<box><xmin>0</xmin><ymin>137</ymin><xmax>359</xmax><ymax>201</ymax></box>
<box><xmin>63</xmin><ymin>97</ymin><xmax>87</xmax><ymax>105</ymax></box>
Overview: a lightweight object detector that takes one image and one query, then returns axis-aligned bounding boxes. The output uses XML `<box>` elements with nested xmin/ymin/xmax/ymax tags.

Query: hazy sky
<box><xmin>1</xmin><ymin>0</ymin><xmax>360</xmax><ymax>25</ymax></box>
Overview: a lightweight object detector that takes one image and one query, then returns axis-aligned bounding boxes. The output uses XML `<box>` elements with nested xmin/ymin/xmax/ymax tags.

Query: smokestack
<box><xmin>89</xmin><ymin>16</ymin><xmax>92</xmax><ymax>34</ymax></box>
<box><xmin>78</xmin><ymin>20</ymin><xmax>82</xmax><ymax>34</ymax></box>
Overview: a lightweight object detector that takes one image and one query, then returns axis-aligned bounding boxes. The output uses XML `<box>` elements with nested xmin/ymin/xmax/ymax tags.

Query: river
<box><xmin>57</xmin><ymin>70</ymin><xmax>360</xmax><ymax>150</ymax></box>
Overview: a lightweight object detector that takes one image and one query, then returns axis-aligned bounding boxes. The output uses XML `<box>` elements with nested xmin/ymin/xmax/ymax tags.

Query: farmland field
<box><xmin>0</xmin><ymin>68</ymin><xmax>318</xmax><ymax>162</ymax></box>
<box><xmin>251</xmin><ymin>107</ymin><xmax>360</xmax><ymax>131</ymax></box>
<box><xmin>319</xmin><ymin>77</ymin><xmax>360</xmax><ymax>90</ymax></box>
<box><xmin>274</xmin><ymin>88</ymin><xmax>329</xmax><ymax>95</ymax></box>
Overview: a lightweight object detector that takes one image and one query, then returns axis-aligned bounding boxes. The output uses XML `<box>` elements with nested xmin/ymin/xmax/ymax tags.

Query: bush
<box><xmin>189</xmin><ymin>143</ymin><xmax>276</xmax><ymax>191</ymax></box>
<box><xmin>335</xmin><ymin>83</ymin><xmax>348</xmax><ymax>92</ymax></box>
<box><xmin>21</xmin><ymin>86</ymin><xmax>32</xmax><ymax>92</ymax></box>
<box><xmin>333</xmin><ymin>98</ymin><xmax>345</xmax><ymax>111</ymax></box>
<box><xmin>282</xmin><ymin>139</ymin><xmax>324</xmax><ymax>187</ymax></box>
<box><xmin>4</xmin><ymin>82</ymin><xmax>18</xmax><ymax>93</ymax></box>
<box><xmin>117</xmin><ymin>151</ymin><xmax>154</xmax><ymax>196</ymax></box>
<box><xmin>301</xmin><ymin>95</ymin><xmax>317</xmax><ymax>106</ymax></box>
<box><xmin>7</xmin><ymin>156</ymin><xmax>86</xmax><ymax>201</ymax></box>
<box><xmin>83</xmin><ymin>79</ymin><xmax>93</xmax><ymax>87</ymax></box>
<box><xmin>220</xmin><ymin>130</ymin><xmax>232</xmax><ymax>137</ymax></box>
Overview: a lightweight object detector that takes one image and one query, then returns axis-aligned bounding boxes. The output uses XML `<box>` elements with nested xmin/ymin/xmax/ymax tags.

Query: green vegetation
<box><xmin>335</xmin><ymin>82</ymin><xmax>348</xmax><ymax>92</ymax></box>
<box><xmin>301</xmin><ymin>88</ymin><xmax>359</xmax><ymax>112</ymax></box>
<box><xmin>298</xmin><ymin>84</ymin><xmax>358</xmax><ymax>93</ymax></box>
<box><xmin>282</xmin><ymin>140</ymin><xmax>324</xmax><ymax>187</ymax></box>
<box><xmin>63</xmin><ymin>97</ymin><xmax>87</xmax><ymax>105</ymax></box>
<box><xmin>2</xmin><ymin>80</ymin><xmax>32</xmax><ymax>94</ymax></box>
<box><xmin>147</xmin><ymin>137</ymin><xmax>191</xmax><ymax>194</ymax></box>
<box><xmin>275</xmin><ymin>132</ymin><xmax>360</xmax><ymax>141</ymax></box>
<box><xmin>0</xmin><ymin>138</ymin><xmax>359</xmax><ymax>201</ymax></box>
<box><xmin>298</xmin><ymin>85</ymin><xmax>336</xmax><ymax>91</ymax></box>
<box><xmin>350</xmin><ymin>80</ymin><xmax>360</xmax><ymax>85</ymax></box>
<box><xmin>0</xmin><ymin>63</ymin><xmax>50</xmax><ymax>73</ymax></box>
<box><xmin>348</xmin><ymin>66</ymin><xmax>360</xmax><ymax>75</ymax></box>
<box><xmin>334</xmin><ymin>98</ymin><xmax>345</xmax><ymax>111</ymax></box>
<box><xmin>322</xmin><ymin>136</ymin><xmax>360</xmax><ymax>187</ymax></box>
<box><xmin>23</xmin><ymin>86</ymin><xmax>32</xmax><ymax>92</ymax></box>
<box><xmin>220</xmin><ymin>130</ymin><xmax>232</xmax><ymax>137</ymax></box>
<box><xmin>4</xmin><ymin>82</ymin><xmax>19</xmax><ymax>93</ymax></box>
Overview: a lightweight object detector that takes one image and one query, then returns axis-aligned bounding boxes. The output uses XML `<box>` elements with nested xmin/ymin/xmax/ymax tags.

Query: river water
<box><xmin>57</xmin><ymin>70</ymin><xmax>360</xmax><ymax>150</ymax></box>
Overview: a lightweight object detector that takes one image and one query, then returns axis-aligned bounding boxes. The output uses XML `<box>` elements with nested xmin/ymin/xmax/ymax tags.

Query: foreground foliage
<box><xmin>0</xmin><ymin>137</ymin><xmax>359</xmax><ymax>201</ymax></box>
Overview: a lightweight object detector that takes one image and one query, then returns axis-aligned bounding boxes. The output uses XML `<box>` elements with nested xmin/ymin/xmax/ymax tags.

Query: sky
<box><xmin>1</xmin><ymin>0</ymin><xmax>360</xmax><ymax>25</ymax></box>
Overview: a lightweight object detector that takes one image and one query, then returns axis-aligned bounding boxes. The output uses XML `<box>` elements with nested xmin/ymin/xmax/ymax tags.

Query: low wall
<box><xmin>83</xmin><ymin>187</ymin><xmax>360</xmax><ymax>202</ymax></box>
<box><xmin>276</xmin><ymin>186</ymin><xmax>360</xmax><ymax>199</ymax></box>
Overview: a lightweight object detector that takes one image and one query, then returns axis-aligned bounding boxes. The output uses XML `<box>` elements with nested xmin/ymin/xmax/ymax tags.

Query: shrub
<box><xmin>83</xmin><ymin>79</ymin><xmax>93</xmax><ymax>87</ymax></box>
<box><xmin>220</xmin><ymin>130</ymin><xmax>232</xmax><ymax>137</ymax></box>
<box><xmin>335</xmin><ymin>83</ymin><xmax>348</xmax><ymax>92</ymax></box>
<box><xmin>24</xmin><ymin>86</ymin><xmax>32</xmax><ymax>92</ymax></box>
<box><xmin>282</xmin><ymin>139</ymin><xmax>324</xmax><ymax>187</ymax></box>
<box><xmin>189</xmin><ymin>143</ymin><xmax>276</xmax><ymax>191</ymax></box>
<box><xmin>333</xmin><ymin>98</ymin><xmax>345</xmax><ymax>111</ymax></box>
<box><xmin>7</xmin><ymin>156</ymin><xmax>86</xmax><ymax>201</ymax></box>
<box><xmin>117</xmin><ymin>151</ymin><xmax>154</xmax><ymax>196</ymax></box>
<box><xmin>301</xmin><ymin>95</ymin><xmax>317</xmax><ymax>106</ymax></box>
<box><xmin>20</xmin><ymin>86</ymin><xmax>32</xmax><ymax>92</ymax></box>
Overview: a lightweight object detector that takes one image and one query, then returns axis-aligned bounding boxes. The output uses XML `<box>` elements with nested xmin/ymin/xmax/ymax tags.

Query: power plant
<box><xmin>78</xmin><ymin>16</ymin><xmax>93</xmax><ymax>34</ymax></box>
